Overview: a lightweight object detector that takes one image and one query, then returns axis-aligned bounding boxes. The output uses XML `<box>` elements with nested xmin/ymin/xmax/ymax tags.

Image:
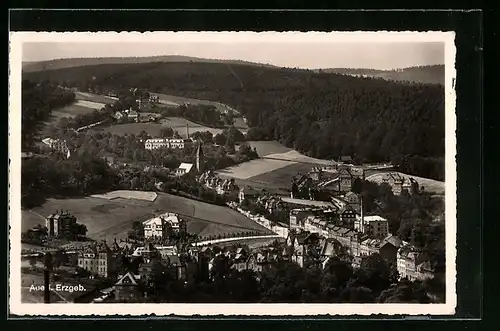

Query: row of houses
<box><xmin>380</xmin><ymin>173</ymin><xmax>420</xmax><ymax>196</ymax></box>
<box><xmin>113</xmin><ymin>109</ymin><xmax>159</xmax><ymax>123</ymax></box>
<box><xmin>102</xmin><ymin>243</ymin><xmax>283</xmax><ymax>302</ymax></box>
<box><xmin>285</xmin><ymin>207</ymin><xmax>436</xmax><ymax>282</ymax></box>
<box><xmin>198</xmin><ymin>171</ymin><xmax>238</xmax><ymax>195</ymax></box>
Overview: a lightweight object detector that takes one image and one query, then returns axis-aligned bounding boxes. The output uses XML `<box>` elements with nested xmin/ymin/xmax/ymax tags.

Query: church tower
<box><xmin>196</xmin><ymin>140</ymin><xmax>204</xmax><ymax>173</ymax></box>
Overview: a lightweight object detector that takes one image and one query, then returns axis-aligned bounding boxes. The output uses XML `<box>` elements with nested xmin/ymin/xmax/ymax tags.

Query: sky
<box><xmin>22</xmin><ymin>41</ymin><xmax>444</xmax><ymax>70</ymax></box>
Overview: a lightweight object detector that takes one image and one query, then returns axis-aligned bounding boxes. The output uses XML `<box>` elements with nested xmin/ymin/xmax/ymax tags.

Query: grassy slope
<box><xmin>93</xmin><ymin>117</ymin><xmax>227</xmax><ymax>138</ymax></box>
<box><xmin>21</xmin><ymin>192</ymin><xmax>272</xmax><ymax>243</ymax></box>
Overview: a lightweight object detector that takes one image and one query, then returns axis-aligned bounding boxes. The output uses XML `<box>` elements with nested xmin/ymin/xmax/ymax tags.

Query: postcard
<box><xmin>9</xmin><ymin>31</ymin><xmax>456</xmax><ymax>316</ymax></box>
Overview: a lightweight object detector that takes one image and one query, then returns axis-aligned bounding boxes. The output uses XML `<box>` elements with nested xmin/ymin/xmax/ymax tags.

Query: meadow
<box><xmin>217</xmin><ymin>158</ymin><xmax>297</xmax><ymax>180</ymax></box>
<box><xmin>247</xmin><ymin>141</ymin><xmax>293</xmax><ymax>157</ymax></box>
<box><xmin>218</xmin><ymin>141</ymin><xmax>332</xmax><ymax>190</ymax></box>
<box><xmin>150</xmin><ymin>92</ymin><xmax>242</xmax><ymax>116</ymax></box>
<box><xmin>95</xmin><ymin>117</ymin><xmax>227</xmax><ymax>138</ymax></box>
<box><xmin>21</xmin><ymin>191</ymin><xmax>272</xmax><ymax>244</ymax></box>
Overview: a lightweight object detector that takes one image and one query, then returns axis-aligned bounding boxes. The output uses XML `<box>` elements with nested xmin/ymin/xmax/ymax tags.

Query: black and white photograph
<box><xmin>9</xmin><ymin>31</ymin><xmax>456</xmax><ymax>316</ymax></box>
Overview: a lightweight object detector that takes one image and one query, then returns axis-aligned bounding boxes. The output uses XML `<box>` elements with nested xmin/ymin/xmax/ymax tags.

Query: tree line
<box><xmin>24</xmin><ymin>62</ymin><xmax>445</xmax><ymax>180</ymax></box>
<box><xmin>22</xmin><ymin>80</ymin><xmax>75</xmax><ymax>150</ymax></box>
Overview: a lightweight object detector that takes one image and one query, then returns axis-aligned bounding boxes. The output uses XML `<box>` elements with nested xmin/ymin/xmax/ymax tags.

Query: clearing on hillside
<box><xmin>217</xmin><ymin>158</ymin><xmax>297</xmax><ymax>180</ymax></box>
<box><xmin>21</xmin><ymin>192</ymin><xmax>271</xmax><ymax>243</ymax></box>
<box><xmin>95</xmin><ymin>117</ymin><xmax>228</xmax><ymax>138</ymax></box>
<box><xmin>247</xmin><ymin>140</ymin><xmax>333</xmax><ymax>165</ymax></box>
<box><xmin>247</xmin><ymin>141</ymin><xmax>293</xmax><ymax>157</ymax></box>
<box><xmin>264</xmin><ymin>150</ymin><xmax>333</xmax><ymax>166</ymax></box>
<box><xmin>248</xmin><ymin>162</ymin><xmax>317</xmax><ymax>188</ymax></box>
<box><xmin>150</xmin><ymin>92</ymin><xmax>242</xmax><ymax>116</ymax></box>
<box><xmin>74</xmin><ymin>91</ymin><xmax>116</xmax><ymax>104</ymax></box>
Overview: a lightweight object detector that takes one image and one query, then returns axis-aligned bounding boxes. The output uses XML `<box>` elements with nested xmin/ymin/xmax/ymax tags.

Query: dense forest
<box><xmin>21</xmin><ymin>80</ymin><xmax>75</xmax><ymax>150</ymax></box>
<box><xmin>317</xmin><ymin>65</ymin><xmax>445</xmax><ymax>85</ymax></box>
<box><xmin>23</xmin><ymin>62</ymin><xmax>445</xmax><ymax>180</ymax></box>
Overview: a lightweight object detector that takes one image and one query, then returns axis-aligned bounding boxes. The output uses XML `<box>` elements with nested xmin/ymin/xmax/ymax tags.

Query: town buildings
<box><xmin>396</xmin><ymin>244</ymin><xmax>435</xmax><ymax>281</ymax></box>
<box><xmin>354</xmin><ymin>215</ymin><xmax>390</xmax><ymax>239</ymax></box>
<box><xmin>114</xmin><ymin>272</ymin><xmax>143</xmax><ymax>302</ymax></box>
<box><xmin>142</xmin><ymin>212</ymin><xmax>185</xmax><ymax>240</ymax></box>
<box><xmin>77</xmin><ymin>241</ymin><xmax>122</xmax><ymax>278</ymax></box>
<box><xmin>198</xmin><ymin>171</ymin><xmax>237</xmax><ymax>195</ymax></box>
<box><xmin>382</xmin><ymin>173</ymin><xmax>419</xmax><ymax>196</ymax></box>
<box><xmin>45</xmin><ymin>210</ymin><xmax>79</xmax><ymax>238</ymax></box>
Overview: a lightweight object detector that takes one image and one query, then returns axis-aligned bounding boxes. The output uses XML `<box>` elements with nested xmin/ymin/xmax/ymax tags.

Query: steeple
<box><xmin>196</xmin><ymin>140</ymin><xmax>204</xmax><ymax>173</ymax></box>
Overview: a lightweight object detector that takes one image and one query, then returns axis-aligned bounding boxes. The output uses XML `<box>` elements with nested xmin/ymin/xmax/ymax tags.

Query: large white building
<box><xmin>143</xmin><ymin>212</ymin><xmax>181</xmax><ymax>240</ymax></box>
<box><xmin>144</xmin><ymin>138</ymin><xmax>193</xmax><ymax>150</ymax></box>
<box><xmin>42</xmin><ymin>138</ymin><xmax>69</xmax><ymax>155</ymax></box>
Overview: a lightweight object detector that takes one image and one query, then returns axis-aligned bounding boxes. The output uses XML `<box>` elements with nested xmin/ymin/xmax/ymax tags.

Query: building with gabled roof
<box><xmin>77</xmin><ymin>241</ymin><xmax>122</xmax><ymax>278</ymax></box>
<box><xmin>396</xmin><ymin>244</ymin><xmax>432</xmax><ymax>281</ymax></box>
<box><xmin>114</xmin><ymin>272</ymin><xmax>143</xmax><ymax>302</ymax></box>
<box><xmin>176</xmin><ymin>163</ymin><xmax>194</xmax><ymax>177</ymax></box>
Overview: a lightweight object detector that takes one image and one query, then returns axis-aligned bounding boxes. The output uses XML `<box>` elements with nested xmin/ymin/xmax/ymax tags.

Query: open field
<box><xmin>365</xmin><ymin>171</ymin><xmax>445</xmax><ymax>195</ymax></box>
<box><xmin>247</xmin><ymin>141</ymin><xmax>293</xmax><ymax>157</ymax></box>
<box><xmin>95</xmin><ymin>122</ymin><xmax>164</xmax><ymax>136</ymax></box>
<box><xmin>21</xmin><ymin>192</ymin><xmax>272</xmax><ymax>243</ymax></box>
<box><xmin>161</xmin><ymin>117</ymin><xmax>228</xmax><ymax>137</ymax></box>
<box><xmin>264</xmin><ymin>150</ymin><xmax>333</xmax><ymax>166</ymax></box>
<box><xmin>74</xmin><ymin>91</ymin><xmax>116</xmax><ymax>104</ymax></box>
<box><xmin>247</xmin><ymin>141</ymin><xmax>333</xmax><ymax>165</ymax></box>
<box><xmin>73</xmin><ymin>99</ymin><xmax>106</xmax><ymax>110</ymax></box>
<box><xmin>248</xmin><ymin>162</ymin><xmax>317</xmax><ymax>188</ymax></box>
<box><xmin>90</xmin><ymin>190</ymin><xmax>158</xmax><ymax>201</ymax></box>
<box><xmin>94</xmin><ymin>117</ymin><xmax>227</xmax><ymax>138</ymax></box>
<box><xmin>150</xmin><ymin>92</ymin><xmax>242</xmax><ymax>116</ymax></box>
<box><xmin>217</xmin><ymin>158</ymin><xmax>297</xmax><ymax>180</ymax></box>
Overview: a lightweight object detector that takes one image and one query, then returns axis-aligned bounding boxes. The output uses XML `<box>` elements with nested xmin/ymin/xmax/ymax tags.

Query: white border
<box><xmin>8</xmin><ymin>31</ymin><xmax>457</xmax><ymax>316</ymax></box>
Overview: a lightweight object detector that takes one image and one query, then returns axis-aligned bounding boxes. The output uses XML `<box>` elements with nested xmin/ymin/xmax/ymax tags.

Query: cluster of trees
<box><xmin>24</xmin><ymin>62</ymin><xmax>445</xmax><ymax>180</ymax></box>
<box><xmin>21</xmin><ymin>225</ymin><xmax>48</xmax><ymax>245</ymax></box>
<box><xmin>355</xmin><ymin>179</ymin><xmax>445</xmax><ymax>271</ymax></box>
<box><xmin>21</xmin><ymin>153</ymin><xmax>117</xmax><ymax>208</ymax></box>
<box><xmin>22</xmin><ymin>80</ymin><xmax>75</xmax><ymax>149</ymax></box>
<box><xmin>159</xmin><ymin>104</ymin><xmax>232</xmax><ymax>128</ymax></box>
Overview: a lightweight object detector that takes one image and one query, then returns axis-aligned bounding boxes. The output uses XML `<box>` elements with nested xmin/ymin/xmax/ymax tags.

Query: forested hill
<box><xmin>23</xmin><ymin>62</ymin><xmax>445</xmax><ymax>180</ymax></box>
<box><xmin>316</xmin><ymin>65</ymin><xmax>445</xmax><ymax>85</ymax></box>
<box><xmin>22</xmin><ymin>55</ymin><xmax>276</xmax><ymax>73</ymax></box>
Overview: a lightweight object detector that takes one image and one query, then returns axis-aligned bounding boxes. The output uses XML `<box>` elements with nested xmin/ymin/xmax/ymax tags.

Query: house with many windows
<box><xmin>77</xmin><ymin>241</ymin><xmax>122</xmax><ymax>278</ymax></box>
<box><xmin>142</xmin><ymin>212</ymin><xmax>184</xmax><ymax>240</ymax></box>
